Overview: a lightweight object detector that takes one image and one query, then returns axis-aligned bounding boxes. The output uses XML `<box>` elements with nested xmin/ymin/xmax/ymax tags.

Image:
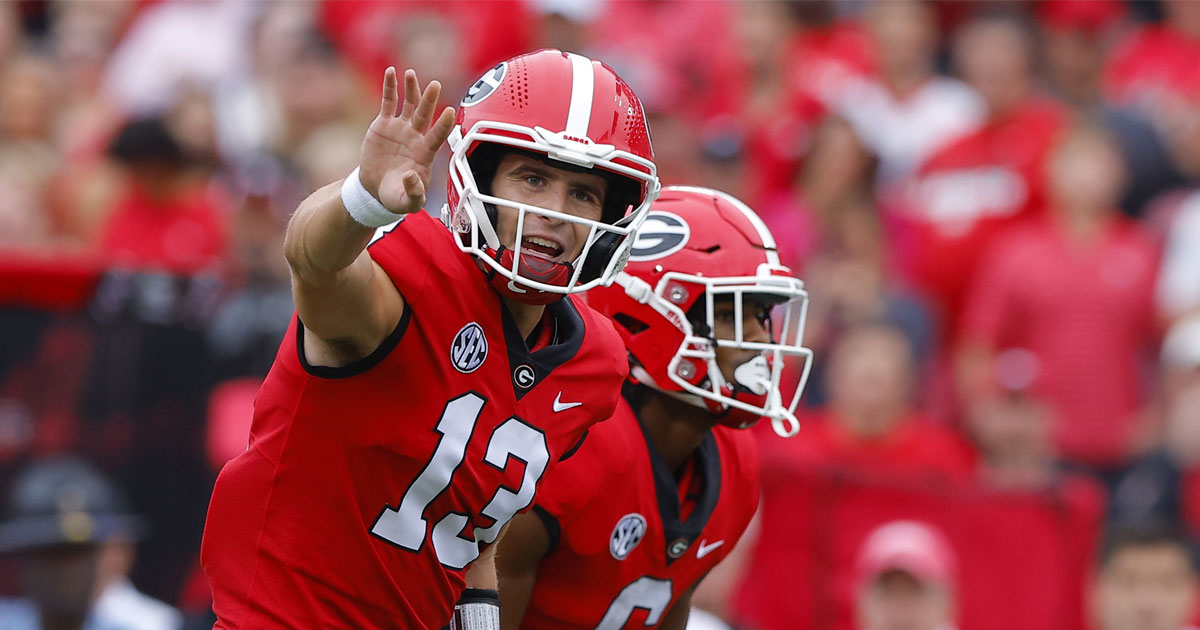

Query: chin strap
<box><xmin>484</xmin><ymin>245</ymin><xmax>571</xmax><ymax>305</ymax></box>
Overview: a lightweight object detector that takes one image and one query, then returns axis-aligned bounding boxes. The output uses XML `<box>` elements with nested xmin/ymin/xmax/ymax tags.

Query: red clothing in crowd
<box><xmin>756</xmin><ymin>410</ymin><xmax>977</xmax><ymax>483</ymax></box>
<box><xmin>99</xmin><ymin>180</ymin><xmax>228</xmax><ymax>274</ymax></box>
<box><xmin>961</xmin><ymin>220</ymin><xmax>1158</xmax><ymax>466</ymax></box>
<box><xmin>1104</xmin><ymin>24</ymin><xmax>1200</xmax><ymax>114</ymax></box>
<box><xmin>892</xmin><ymin>99</ymin><xmax>1067</xmax><ymax>334</ymax></box>
<box><xmin>743</xmin><ymin>22</ymin><xmax>875</xmax><ymax>207</ymax></box>
<box><xmin>319</xmin><ymin>0</ymin><xmax>534</xmax><ymax>85</ymax></box>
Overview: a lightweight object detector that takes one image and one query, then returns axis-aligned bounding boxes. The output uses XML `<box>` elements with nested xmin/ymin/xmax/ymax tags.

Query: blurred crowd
<box><xmin>1</xmin><ymin>0</ymin><xmax>1199</xmax><ymax>628</ymax></box>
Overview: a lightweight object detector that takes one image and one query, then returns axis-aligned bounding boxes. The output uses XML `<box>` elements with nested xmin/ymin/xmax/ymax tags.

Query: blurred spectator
<box><xmin>760</xmin><ymin>323</ymin><xmax>974</xmax><ymax>482</ymax></box>
<box><xmin>0</xmin><ymin>3</ymin><xmax>22</xmax><ymax>65</ymax></box>
<box><xmin>1157</xmin><ymin>191</ymin><xmax>1200</xmax><ymax>323</ymax></box>
<box><xmin>896</xmin><ymin>11</ymin><xmax>1067</xmax><ymax>336</ymax></box>
<box><xmin>837</xmin><ymin>0</ymin><xmax>984</xmax><ymax>189</ymax></box>
<box><xmin>737</xmin><ymin>1</ymin><xmax>874</xmax><ymax>208</ymax></box>
<box><xmin>799</xmin><ymin>193</ymin><xmax>935</xmax><ymax>403</ymax></box>
<box><xmin>964</xmin><ymin>348</ymin><xmax>1059</xmax><ymax>490</ymax></box>
<box><xmin>1092</xmin><ymin>521</ymin><xmax>1199</xmax><ymax>630</ymax></box>
<box><xmin>855</xmin><ymin>520</ymin><xmax>958</xmax><ymax>630</ymax></box>
<box><xmin>0</xmin><ymin>455</ymin><xmax>180</xmax><ymax>630</ymax></box>
<box><xmin>1110</xmin><ymin>316</ymin><xmax>1200</xmax><ymax>534</ymax></box>
<box><xmin>270</xmin><ymin>29</ymin><xmax>364</xmax><ymax>164</ymax></box>
<box><xmin>97</xmin><ymin>117</ymin><xmax>229</xmax><ymax>274</ymax></box>
<box><xmin>529</xmin><ymin>0</ymin><xmax>599</xmax><ymax>54</ymax></box>
<box><xmin>48</xmin><ymin>0</ymin><xmax>135</xmax><ymax>164</ymax></box>
<box><xmin>0</xmin><ymin>53</ymin><xmax>65</xmax><ymax>252</ymax></box>
<box><xmin>1039</xmin><ymin>0</ymin><xmax>1183</xmax><ymax>217</ymax></box>
<box><xmin>102</xmin><ymin>0</ymin><xmax>256</xmax><ymax>118</ymax></box>
<box><xmin>1104</xmin><ymin>0</ymin><xmax>1200</xmax><ymax>182</ymax></box>
<box><xmin>959</xmin><ymin>123</ymin><xmax>1158</xmax><ymax>470</ymax></box>
<box><xmin>210</xmin><ymin>2</ymin><xmax>316</xmax><ymax>167</ymax></box>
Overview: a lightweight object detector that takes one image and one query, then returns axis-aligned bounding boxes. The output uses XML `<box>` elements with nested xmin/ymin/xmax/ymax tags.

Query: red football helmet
<box><xmin>441</xmin><ymin>49</ymin><xmax>660</xmax><ymax>304</ymax></box>
<box><xmin>587</xmin><ymin>186</ymin><xmax>813</xmax><ymax>437</ymax></box>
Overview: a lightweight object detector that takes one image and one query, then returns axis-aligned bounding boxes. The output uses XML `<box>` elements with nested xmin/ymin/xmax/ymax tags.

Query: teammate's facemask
<box><xmin>618</xmin><ymin>273</ymin><xmax>812</xmax><ymax>437</ymax></box>
<box><xmin>588</xmin><ymin>186</ymin><xmax>815</xmax><ymax>438</ymax></box>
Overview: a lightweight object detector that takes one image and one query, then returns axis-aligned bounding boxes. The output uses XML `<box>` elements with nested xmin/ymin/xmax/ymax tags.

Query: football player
<box><xmin>495</xmin><ymin>186</ymin><xmax>813</xmax><ymax>629</ymax></box>
<box><xmin>201</xmin><ymin>50</ymin><xmax>660</xmax><ymax>629</ymax></box>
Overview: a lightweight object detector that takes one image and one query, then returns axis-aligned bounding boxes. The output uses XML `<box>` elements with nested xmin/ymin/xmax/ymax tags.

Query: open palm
<box><xmin>358</xmin><ymin>68</ymin><xmax>456</xmax><ymax>215</ymax></box>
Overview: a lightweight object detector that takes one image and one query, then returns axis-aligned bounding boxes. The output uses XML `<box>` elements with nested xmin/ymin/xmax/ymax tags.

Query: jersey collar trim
<box><xmin>499</xmin><ymin>297</ymin><xmax>586</xmax><ymax>400</ymax></box>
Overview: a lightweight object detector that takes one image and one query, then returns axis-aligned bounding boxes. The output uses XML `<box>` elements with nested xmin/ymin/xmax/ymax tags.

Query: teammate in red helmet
<box><xmin>201</xmin><ymin>50</ymin><xmax>659</xmax><ymax>629</ymax></box>
<box><xmin>496</xmin><ymin>186</ymin><xmax>813</xmax><ymax>629</ymax></box>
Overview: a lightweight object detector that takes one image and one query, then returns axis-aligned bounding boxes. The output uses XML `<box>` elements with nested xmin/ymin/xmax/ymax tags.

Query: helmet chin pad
<box><xmin>487</xmin><ymin>245</ymin><xmax>571</xmax><ymax>305</ymax></box>
<box><xmin>706</xmin><ymin>381</ymin><xmax>769</xmax><ymax>430</ymax></box>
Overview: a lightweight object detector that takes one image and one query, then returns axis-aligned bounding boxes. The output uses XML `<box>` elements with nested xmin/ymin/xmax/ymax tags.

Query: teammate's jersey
<box><xmin>201</xmin><ymin>211</ymin><xmax>628</xmax><ymax>629</ymax></box>
<box><xmin>521</xmin><ymin>396</ymin><xmax>759</xmax><ymax>630</ymax></box>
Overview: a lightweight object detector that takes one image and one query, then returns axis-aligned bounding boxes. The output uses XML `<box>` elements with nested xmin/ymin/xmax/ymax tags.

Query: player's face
<box><xmin>490</xmin><ymin>153</ymin><xmax>609</xmax><ymax>266</ymax></box>
<box><xmin>710</xmin><ymin>298</ymin><xmax>772</xmax><ymax>383</ymax></box>
<box><xmin>1095</xmin><ymin>545</ymin><xmax>1199</xmax><ymax>630</ymax></box>
<box><xmin>858</xmin><ymin>570</ymin><xmax>953</xmax><ymax>630</ymax></box>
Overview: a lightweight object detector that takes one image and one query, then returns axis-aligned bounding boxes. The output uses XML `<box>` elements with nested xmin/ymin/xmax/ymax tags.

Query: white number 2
<box><xmin>370</xmin><ymin>392</ymin><xmax>550</xmax><ymax>569</ymax></box>
<box><xmin>596</xmin><ymin>576</ymin><xmax>674</xmax><ymax>629</ymax></box>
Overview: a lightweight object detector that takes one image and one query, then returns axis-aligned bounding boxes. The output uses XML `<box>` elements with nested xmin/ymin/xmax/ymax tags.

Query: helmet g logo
<box><xmin>610</xmin><ymin>513</ymin><xmax>647</xmax><ymax>560</ymax></box>
<box><xmin>628</xmin><ymin>211</ymin><xmax>689</xmax><ymax>261</ymax></box>
<box><xmin>461</xmin><ymin>63</ymin><xmax>507</xmax><ymax>107</ymax></box>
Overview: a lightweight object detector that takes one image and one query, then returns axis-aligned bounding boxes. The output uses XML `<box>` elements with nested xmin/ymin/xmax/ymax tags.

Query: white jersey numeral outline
<box><xmin>370</xmin><ymin>392</ymin><xmax>551</xmax><ymax>569</ymax></box>
<box><xmin>596</xmin><ymin>576</ymin><xmax>674</xmax><ymax>629</ymax></box>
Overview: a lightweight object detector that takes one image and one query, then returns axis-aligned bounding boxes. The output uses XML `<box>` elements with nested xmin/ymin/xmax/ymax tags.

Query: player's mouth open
<box><xmin>521</xmin><ymin>236</ymin><xmax>566</xmax><ymax>262</ymax></box>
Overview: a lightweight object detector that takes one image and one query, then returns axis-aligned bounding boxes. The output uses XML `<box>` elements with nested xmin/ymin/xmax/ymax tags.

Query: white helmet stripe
<box><xmin>564</xmin><ymin>53</ymin><xmax>595</xmax><ymax>138</ymax></box>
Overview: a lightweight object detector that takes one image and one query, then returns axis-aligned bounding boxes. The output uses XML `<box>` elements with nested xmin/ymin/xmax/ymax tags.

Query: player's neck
<box><xmin>638</xmin><ymin>392</ymin><xmax>716</xmax><ymax>474</ymax></box>
<box><xmin>502</xmin><ymin>297</ymin><xmax>547</xmax><ymax>340</ymax></box>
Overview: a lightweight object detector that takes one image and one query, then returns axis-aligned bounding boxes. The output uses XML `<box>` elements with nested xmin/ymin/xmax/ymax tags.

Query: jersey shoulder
<box><xmin>569</xmin><ymin>295</ymin><xmax>630</xmax><ymax>379</ymax></box>
<box><xmin>367</xmin><ymin>212</ymin><xmax>479</xmax><ymax>304</ymax></box>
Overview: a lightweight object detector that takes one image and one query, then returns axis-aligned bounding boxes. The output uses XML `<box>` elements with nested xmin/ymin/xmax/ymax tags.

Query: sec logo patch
<box><xmin>610</xmin><ymin>513</ymin><xmax>647</xmax><ymax>560</ymax></box>
<box><xmin>451</xmin><ymin>322</ymin><xmax>488</xmax><ymax>373</ymax></box>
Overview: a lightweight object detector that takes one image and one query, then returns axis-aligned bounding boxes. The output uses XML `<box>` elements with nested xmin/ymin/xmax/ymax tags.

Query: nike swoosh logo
<box><xmin>553</xmin><ymin>392</ymin><xmax>583</xmax><ymax>413</ymax></box>
<box><xmin>695</xmin><ymin>539</ymin><xmax>724</xmax><ymax>559</ymax></box>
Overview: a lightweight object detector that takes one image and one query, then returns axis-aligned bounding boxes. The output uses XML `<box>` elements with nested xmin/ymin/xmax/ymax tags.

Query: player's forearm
<box><xmin>497</xmin><ymin>570</ymin><xmax>534</xmax><ymax>630</ymax></box>
<box><xmin>284</xmin><ymin>179</ymin><xmax>382</xmax><ymax>284</ymax></box>
<box><xmin>465</xmin><ymin>546</ymin><xmax>499</xmax><ymax>590</ymax></box>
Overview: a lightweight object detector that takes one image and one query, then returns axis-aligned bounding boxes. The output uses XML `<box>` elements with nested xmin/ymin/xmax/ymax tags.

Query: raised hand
<box><xmin>358</xmin><ymin>67</ymin><xmax>456</xmax><ymax>215</ymax></box>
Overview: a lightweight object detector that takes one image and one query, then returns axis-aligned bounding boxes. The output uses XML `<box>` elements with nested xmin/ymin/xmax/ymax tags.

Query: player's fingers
<box><xmin>426</xmin><ymin>106</ymin><xmax>456</xmax><ymax>151</ymax></box>
<box><xmin>412</xmin><ymin>80</ymin><xmax>441</xmax><ymax>132</ymax></box>
<box><xmin>379</xmin><ymin>67</ymin><xmax>399</xmax><ymax>118</ymax></box>
<box><xmin>401</xmin><ymin>69</ymin><xmax>419</xmax><ymax>119</ymax></box>
<box><xmin>402</xmin><ymin>170</ymin><xmax>426</xmax><ymax>208</ymax></box>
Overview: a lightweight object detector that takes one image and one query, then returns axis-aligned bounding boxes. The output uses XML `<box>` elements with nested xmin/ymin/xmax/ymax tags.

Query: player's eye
<box><xmin>524</xmin><ymin>175</ymin><xmax>545</xmax><ymax>187</ymax></box>
<box><xmin>713</xmin><ymin>309</ymin><xmax>736</xmax><ymax>323</ymax></box>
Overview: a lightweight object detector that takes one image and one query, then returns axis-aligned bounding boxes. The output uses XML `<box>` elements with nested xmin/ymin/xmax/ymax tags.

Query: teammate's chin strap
<box><xmin>447</xmin><ymin>588</ymin><xmax>500</xmax><ymax>630</ymax></box>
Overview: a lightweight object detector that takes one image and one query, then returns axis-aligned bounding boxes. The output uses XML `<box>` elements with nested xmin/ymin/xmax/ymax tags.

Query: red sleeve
<box><xmin>366</xmin><ymin>214</ymin><xmax>442</xmax><ymax>307</ymax></box>
<box><xmin>959</xmin><ymin>233</ymin><xmax>1021</xmax><ymax>348</ymax></box>
<box><xmin>532</xmin><ymin>442</ymin><xmax>605</xmax><ymax>532</ymax></box>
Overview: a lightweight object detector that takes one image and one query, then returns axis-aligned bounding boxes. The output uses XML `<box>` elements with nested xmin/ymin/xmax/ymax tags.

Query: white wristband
<box><xmin>341</xmin><ymin>167</ymin><xmax>401</xmax><ymax>228</ymax></box>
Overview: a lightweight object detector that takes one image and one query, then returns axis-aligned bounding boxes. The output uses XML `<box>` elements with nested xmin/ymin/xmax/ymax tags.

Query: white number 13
<box><xmin>370</xmin><ymin>392</ymin><xmax>550</xmax><ymax>569</ymax></box>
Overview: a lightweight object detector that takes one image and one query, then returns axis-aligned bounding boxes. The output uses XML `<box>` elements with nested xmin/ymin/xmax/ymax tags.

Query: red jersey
<box><xmin>961</xmin><ymin>221</ymin><xmax>1158</xmax><ymax>465</ymax></box>
<box><xmin>891</xmin><ymin>99</ymin><xmax>1066</xmax><ymax>333</ymax></box>
<box><xmin>520</xmin><ymin>396</ymin><xmax>759</xmax><ymax>630</ymax></box>
<box><xmin>201</xmin><ymin>211</ymin><xmax>628</xmax><ymax>629</ymax></box>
